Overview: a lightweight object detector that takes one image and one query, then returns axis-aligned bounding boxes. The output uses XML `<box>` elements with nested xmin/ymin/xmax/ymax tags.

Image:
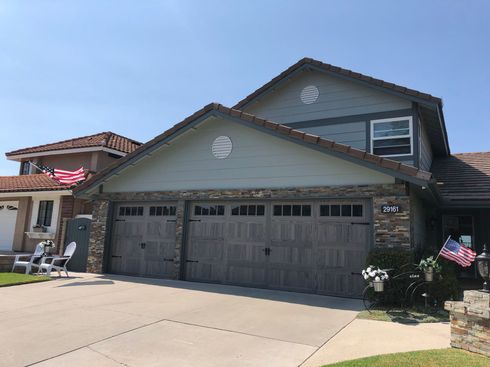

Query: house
<box><xmin>0</xmin><ymin>132</ymin><xmax>141</xmax><ymax>255</ymax></box>
<box><xmin>71</xmin><ymin>58</ymin><xmax>489</xmax><ymax>297</ymax></box>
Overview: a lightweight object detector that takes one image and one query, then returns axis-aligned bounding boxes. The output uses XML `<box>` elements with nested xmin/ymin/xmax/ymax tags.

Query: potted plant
<box><xmin>417</xmin><ymin>256</ymin><xmax>441</xmax><ymax>282</ymax></box>
<box><xmin>362</xmin><ymin>266</ymin><xmax>389</xmax><ymax>292</ymax></box>
<box><xmin>40</xmin><ymin>240</ymin><xmax>55</xmax><ymax>255</ymax></box>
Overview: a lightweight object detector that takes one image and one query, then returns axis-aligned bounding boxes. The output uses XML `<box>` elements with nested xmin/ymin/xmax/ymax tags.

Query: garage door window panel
<box><xmin>232</xmin><ymin>204</ymin><xmax>265</xmax><ymax>216</ymax></box>
<box><xmin>320</xmin><ymin>204</ymin><xmax>364</xmax><ymax>218</ymax></box>
<box><xmin>194</xmin><ymin>205</ymin><xmax>225</xmax><ymax>216</ymax></box>
<box><xmin>273</xmin><ymin>204</ymin><xmax>311</xmax><ymax>217</ymax></box>
<box><xmin>149</xmin><ymin>206</ymin><xmax>176</xmax><ymax>216</ymax></box>
<box><xmin>119</xmin><ymin>206</ymin><xmax>144</xmax><ymax>217</ymax></box>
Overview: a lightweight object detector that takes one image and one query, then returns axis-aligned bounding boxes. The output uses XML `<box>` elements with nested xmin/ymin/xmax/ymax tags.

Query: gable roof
<box><xmin>233</xmin><ymin>57</ymin><xmax>450</xmax><ymax>157</ymax></box>
<box><xmin>74</xmin><ymin>103</ymin><xmax>432</xmax><ymax>197</ymax></box>
<box><xmin>6</xmin><ymin>131</ymin><xmax>142</xmax><ymax>158</ymax></box>
<box><xmin>432</xmin><ymin>152</ymin><xmax>490</xmax><ymax>206</ymax></box>
<box><xmin>234</xmin><ymin>57</ymin><xmax>442</xmax><ymax>110</ymax></box>
<box><xmin>0</xmin><ymin>174</ymin><xmax>69</xmax><ymax>193</ymax></box>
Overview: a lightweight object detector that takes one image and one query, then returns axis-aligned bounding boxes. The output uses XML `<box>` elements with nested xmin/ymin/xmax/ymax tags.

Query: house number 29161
<box><xmin>381</xmin><ymin>205</ymin><xmax>401</xmax><ymax>213</ymax></box>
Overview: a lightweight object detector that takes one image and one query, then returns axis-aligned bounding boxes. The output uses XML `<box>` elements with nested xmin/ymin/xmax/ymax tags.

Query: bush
<box><xmin>365</xmin><ymin>247</ymin><xmax>414</xmax><ymax>275</ymax></box>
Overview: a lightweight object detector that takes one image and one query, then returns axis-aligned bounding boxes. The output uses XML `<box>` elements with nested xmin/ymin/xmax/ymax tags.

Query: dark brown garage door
<box><xmin>110</xmin><ymin>202</ymin><xmax>177</xmax><ymax>277</ymax></box>
<box><xmin>184</xmin><ymin>200</ymin><xmax>370</xmax><ymax>297</ymax></box>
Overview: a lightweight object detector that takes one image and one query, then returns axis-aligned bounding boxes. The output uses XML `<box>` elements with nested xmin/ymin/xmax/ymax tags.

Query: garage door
<box><xmin>0</xmin><ymin>201</ymin><xmax>19</xmax><ymax>251</ymax></box>
<box><xmin>110</xmin><ymin>202</ymin><xmax>177</xmax><ymax>277</ymax></box>
<box><xmin>184</xmin><ymin>200</ymin><xmax>370</xmax><ymax>297</ymax></box>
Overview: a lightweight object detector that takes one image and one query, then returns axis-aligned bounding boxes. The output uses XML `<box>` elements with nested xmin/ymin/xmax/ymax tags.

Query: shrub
<box><xmin>365</xmin><ymin>247</ymin><xmax>414</xmax><ymax>275</ymax></box>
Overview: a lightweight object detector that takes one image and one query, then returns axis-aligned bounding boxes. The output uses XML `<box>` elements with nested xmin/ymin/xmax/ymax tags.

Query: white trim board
<box><xmin>370</xmin><ymin>116</ymin><xmax>413</xmax><ymax>158</ymax></box>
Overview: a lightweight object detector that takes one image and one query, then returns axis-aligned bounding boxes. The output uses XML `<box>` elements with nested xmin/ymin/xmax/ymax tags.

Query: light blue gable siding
<box><xmin>103</xmin><ymin>116</ymin><xmax>395</xmax><ymax>193</ymax></box>
<box><xmin>296</xmin><ymin>122</ymin><xmax>366</xmax><ymax>150</ymax></box>
<box><xmin>242</xmin><ymin>69</ymin><xmax>412</xmax><ymax>124</ymax></box>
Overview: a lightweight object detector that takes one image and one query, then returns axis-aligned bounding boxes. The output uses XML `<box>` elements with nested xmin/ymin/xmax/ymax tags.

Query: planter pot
<box><xmin>372</xmin><ymin>281</ymin><xmax>385</xmax><ymax>292</ymax></box>
<box><xmin>424</xmin><ymin>268</ymin><xmax>434</xmax><ymax>282</ymax></box>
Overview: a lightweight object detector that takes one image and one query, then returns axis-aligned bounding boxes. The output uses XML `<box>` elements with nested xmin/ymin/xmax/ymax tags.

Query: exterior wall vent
<box><xmin>212</xmin><ymin>136</ymin><xmax>233</xmax><ymax>159</ymax></box>
<box><xmin>300</xmin><ymin>85</ymin><xmax>320</xmax><ymax>104</ymax></box>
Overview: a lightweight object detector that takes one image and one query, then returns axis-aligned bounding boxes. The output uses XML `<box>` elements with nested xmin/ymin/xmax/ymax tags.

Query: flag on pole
<box><xmin>439</xmin><ymin>238</ymin><xmax>477</xmax><ymax>267</ymax></box>
<box><xmin>33</xmin><ymin>163</ymin><xmax>86</xmax><ymax>185</ymax></box>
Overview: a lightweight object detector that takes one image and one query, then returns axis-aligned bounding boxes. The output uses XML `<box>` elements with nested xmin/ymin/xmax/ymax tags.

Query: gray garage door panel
<box><xmin>110</xmin><ymin>203</ymin><xmax>177</xmax><ymax>278</ymax></box>
<box><xmin>184</xmin><ymin>200</ymin><xmax>371</xmax><ymax>297</ymax></box>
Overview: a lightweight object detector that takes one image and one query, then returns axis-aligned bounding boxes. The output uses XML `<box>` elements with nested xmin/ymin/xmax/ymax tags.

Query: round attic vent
<box><xmin>212</xmin><ymin>136</ymin><xmax>233</xmax><ymax>159</ymax></box>
<box><xmin>300</xmin><ymin>85</ymin><xmax>320</xmax><ymax>104</ymax></box>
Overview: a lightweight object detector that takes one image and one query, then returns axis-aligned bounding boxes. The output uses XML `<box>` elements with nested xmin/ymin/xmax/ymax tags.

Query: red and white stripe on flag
<box><xmin>440</xmin><ymin>238</ymin><xmax>477</xmax><ymax>267</ymax></box>
<box><xmin>53</xmin><ymin>167</ymin><xmax>86</xmax><ymax>184</ymax></box>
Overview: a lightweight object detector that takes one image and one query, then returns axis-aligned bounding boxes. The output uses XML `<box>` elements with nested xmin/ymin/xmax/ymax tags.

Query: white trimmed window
<box><xmin>370</xmin><ymin>116</ymin><xmax>413</xmax><ymax>157</ymax></box>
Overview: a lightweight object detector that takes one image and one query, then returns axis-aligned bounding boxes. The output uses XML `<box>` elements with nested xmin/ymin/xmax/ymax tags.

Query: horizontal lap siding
<box><xmin>420</xmin><ymin>122</ymin><xmax>433</xmax><ymax>171</ymax></box>
<box><xmin>103</xmin><ymin>117</ymin><xmax>394</xmax><ymax>193</ymax></box>
<box><xmin>243</xmin><ymin>70</ymin><xmax>411</xmax><ymax>124</ymax></box>
<box><xmin>297</xmin><ymin>121</ymin><xmax>366</xmax><ymax>150</ymax></box>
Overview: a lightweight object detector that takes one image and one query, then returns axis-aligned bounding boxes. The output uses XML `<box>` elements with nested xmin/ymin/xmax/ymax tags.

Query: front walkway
<box><xmin>0</xmin><ymin>273</ymin><xmax>449</xmax><ymax>367</ymax></box>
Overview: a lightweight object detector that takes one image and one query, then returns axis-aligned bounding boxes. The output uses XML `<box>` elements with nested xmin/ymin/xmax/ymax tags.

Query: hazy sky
<box><xmin>0</xmin><ymin>1</ymin><xmax>489</xmax><ymax>175</ymax></box>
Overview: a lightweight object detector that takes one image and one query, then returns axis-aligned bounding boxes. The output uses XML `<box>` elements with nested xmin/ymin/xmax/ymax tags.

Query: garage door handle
<box><xmin>163</xmin><ymin>258</ymin><xmax>174</xmax><ymax>262</ymax></box>
<box><xmin>166</xmin><ymin>219</ymin><xmax>177</xmax><ymax>223</ymax></box>
<box><xmin>351</xmin><ymin>222</ymin><xmax>370</xmax><ymax>225</ymax></box>
<box><xmin>189</xmin><ymin>219</ymin><xmax>201</xmax><ymax>222</ymax></box>
<box><xmin>186</xmin><ymin>259</ymin><xmax>199</xmax><ymax>263</ymax></box>
<box><xmin>115</xmin><ymin>219</ymin><xmax>126</xmax><ymax>222</ymax></box>
<box><xmin>111</xmin><ymin>255</ymin><xmax>122</xmax><ymax>258</ymax></box>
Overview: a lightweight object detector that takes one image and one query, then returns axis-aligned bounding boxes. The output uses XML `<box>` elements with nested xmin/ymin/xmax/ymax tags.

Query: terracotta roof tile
<box><xmin>233</xmin><ymin>57</ymin><xmax>442</xmax><ymax>110</ymax></box>
<box><xmin>432</xmin><ymin>152</ymin><xmax>490</xmax><ymax>202</ymax></box>
<box><xmin>0</xmin><ymin>174</ymin><xmax>69</xmax><ymax>193</ymax></box>
<box><xmin>6</xmin><ymin>132</ymin><xmax>142</xmax><ymax>157</ymax></box>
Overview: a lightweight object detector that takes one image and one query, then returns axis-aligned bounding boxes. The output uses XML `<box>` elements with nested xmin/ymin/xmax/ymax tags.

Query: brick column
<box><xmin>172</xmin><ymin>200</ymin><xmax>186</xmax><ymax>280</ymax></box>
<box><xmin>87</xmin><ymin>200</ymin><xmax>110</xmax><ymax>273</ymax></box>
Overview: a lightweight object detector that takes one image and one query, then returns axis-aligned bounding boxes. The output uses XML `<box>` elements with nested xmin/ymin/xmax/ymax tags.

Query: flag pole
<box><xmin>28</xmin><ymin>161</ymin><xmax>42</xmax><ymax>173</ymax></box>
<box><xmin>435</xmin><ymin>235</ymin><xmax>452</xmax><ymax>262</ymax></box>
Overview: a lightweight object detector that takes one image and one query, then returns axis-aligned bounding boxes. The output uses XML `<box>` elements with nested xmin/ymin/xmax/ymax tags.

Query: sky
<box><xmin>0</xmin><ymin>0</ymin><xmax>489</xmax><ymax>175</ymax></box>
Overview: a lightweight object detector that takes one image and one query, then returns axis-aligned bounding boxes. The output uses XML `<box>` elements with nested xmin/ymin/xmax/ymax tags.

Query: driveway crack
<box><xmin>87</xmin><ymin>345</ymin><xmax>131</xmax><ymax>367</ymax></box>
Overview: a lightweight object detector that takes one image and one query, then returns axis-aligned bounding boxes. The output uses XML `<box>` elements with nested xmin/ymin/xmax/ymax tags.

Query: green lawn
<box><xmin>357</xmin><ymin>308</ymin><xmax>449</xmax><ymax>323</ymax></box>
<box><xmin>0</xmin><ymin>272</ymin><xmax>51</xmax><ymax>287</ymax></box>
<box><xmin>322</xmin><ymin>349</ymin><xmax>488</xmax><ymax>367</ymax></box>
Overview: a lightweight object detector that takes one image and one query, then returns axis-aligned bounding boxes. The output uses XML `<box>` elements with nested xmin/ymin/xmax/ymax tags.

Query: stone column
<box><xmin>373</xmin><ymin>195</ymin><xmax>411</xmax><ymax>248</ymax></box>
<box><xmin>172</xmin><ymin>200</ymin><xmax>186</xmax><ymax>280</ymax></box>
<box><xmin>445</xmin><ymin>290</ymin><xmax>490</xmax><ymax>357</ymax></box>
<box><xmin>87</xmin><ymin>200</ymin><xmax>110</xmax><ymax>273</ymax></box>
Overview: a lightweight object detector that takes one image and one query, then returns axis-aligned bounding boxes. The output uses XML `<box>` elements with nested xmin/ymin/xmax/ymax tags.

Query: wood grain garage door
<box><xmin>110</xmin><ymin>203</ymin><xmax>177</xmax><ymax>278</ymax></box>
<box><xmin>184</xmin><ymin>200</ymin><xmax>371</xmax><ymax>297</ymax></box>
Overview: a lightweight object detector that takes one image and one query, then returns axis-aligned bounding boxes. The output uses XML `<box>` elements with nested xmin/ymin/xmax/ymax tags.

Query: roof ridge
<box><xmin>6</xmin><ymin>131</ymin><xmax>109</xmax><ymax>156</ymax></box>
<box><xmin>452</xmin><ymin>151</ymin><xmax>490</xmax><ymax>156</ymax></box>
<box><xmin>233</xmin><ymin>57</ymin><xmax>442</xmax><ymax>110</ymax></box>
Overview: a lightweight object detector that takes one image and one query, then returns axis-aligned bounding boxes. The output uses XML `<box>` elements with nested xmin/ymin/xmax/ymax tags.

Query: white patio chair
<box><xmin>11</xmin><ymin>243</ymin><xmax>45</xmax><ymax>274</ymax></box>
<box><xmin>38</xmin><ymin>242</ymin><xmax>77</xmax><ymax>277</ymax></box>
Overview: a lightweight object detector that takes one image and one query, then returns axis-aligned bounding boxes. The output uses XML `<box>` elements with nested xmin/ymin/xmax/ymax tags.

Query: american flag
<box><xmin>36</xmin><ymin>163</ymin><xmax>86</xmax><ymax>185</ymax></box>
<box><xmin>439</xmin><ymin>238</ymin><xmax>477</xmax><ymax>267</ymax></box>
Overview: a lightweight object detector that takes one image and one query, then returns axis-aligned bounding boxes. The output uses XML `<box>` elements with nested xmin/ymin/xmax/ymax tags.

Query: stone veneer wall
<box><xmin>86</xmin><ymin>183</ymin><xmax>412</xmax><ymax>275</ymax></box>
<box><xmin>445</xmin><ymin>290</ymin><xmax>490</xmax><ymax>357</ymax></box>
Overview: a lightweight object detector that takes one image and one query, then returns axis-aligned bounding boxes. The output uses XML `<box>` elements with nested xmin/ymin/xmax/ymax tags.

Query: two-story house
<box><xmin>73</xmin><ymin>58</ymin><xmax>489</xmax><ymax>297</ymax></box>
<box><xmin>0</xmin><ymin>132</ymin><xmax>141</xmax><ymax>254</ymax></box>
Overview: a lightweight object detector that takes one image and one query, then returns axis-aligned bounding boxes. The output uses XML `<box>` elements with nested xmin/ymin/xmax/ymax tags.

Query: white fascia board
<box><xmin>0</xmin><ymin>190</ymin><xmax>72</xmax><ymax>198</ymax></box>
<box><xmin>7</xmin><ymin>147</ymin><xmax>127</xmax><ymax>161</ymax></box>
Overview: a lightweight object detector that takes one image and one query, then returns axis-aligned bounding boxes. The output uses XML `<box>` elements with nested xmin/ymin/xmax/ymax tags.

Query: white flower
<box><xmin>367</xmin><ymin>267</ymin><xmax>372</xmax><ymax>273</ymax></box>
<box><xmin>375</xmin><ymin>276</ymin><xmax>380</xmax><ymax>281</ymax></box>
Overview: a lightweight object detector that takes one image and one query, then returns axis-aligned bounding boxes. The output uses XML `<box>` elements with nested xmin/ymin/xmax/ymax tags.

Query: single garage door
<box><xmin>110</xmin><ymin>202</ymin><xmax>177</xmax><ymax>277</ymax></box>
<box><xmin>184</xmin><ymin>200</ymin><xmax>370</xmax><ymax>297</ymax></box>
<box><xmin>0</xmin><ymin>201</ymin><xmax>19</xmax><ymax>251</ymax></box>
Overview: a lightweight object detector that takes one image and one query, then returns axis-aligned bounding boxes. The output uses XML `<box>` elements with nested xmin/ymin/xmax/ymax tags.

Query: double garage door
<box><xmin>110</xmin><ymin>200</ymin><xmax>371</xmax><ymax>297</ymax></box>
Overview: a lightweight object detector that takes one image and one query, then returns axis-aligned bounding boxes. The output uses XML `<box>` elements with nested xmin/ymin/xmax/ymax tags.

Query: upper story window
<box><xmin>20</xmin><ymin>161</ymin><xmax>31</xmax><ymax>175</ymax></box>
<box><xmin>371</xmin><ymin>116</ymin><xmax>413</xmax><ymax>157</ymax></box>
<box><xmin>37</xmin><ymin>200</ymin><xmax>54</xmax><ymax>227</ymax></box>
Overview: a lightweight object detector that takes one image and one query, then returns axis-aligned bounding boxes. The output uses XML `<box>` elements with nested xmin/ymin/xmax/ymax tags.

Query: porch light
<box><xmin>476</xmin><ymin>244</ymin><xmax>490</xmax><ymax>293</ymax></box>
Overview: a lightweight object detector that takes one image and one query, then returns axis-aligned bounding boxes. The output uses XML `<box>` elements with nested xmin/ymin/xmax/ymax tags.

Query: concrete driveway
<box><xmin>0</xmin><ymin>273</ymin><xmax>362</xmax><ymax>367</ymax></box>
